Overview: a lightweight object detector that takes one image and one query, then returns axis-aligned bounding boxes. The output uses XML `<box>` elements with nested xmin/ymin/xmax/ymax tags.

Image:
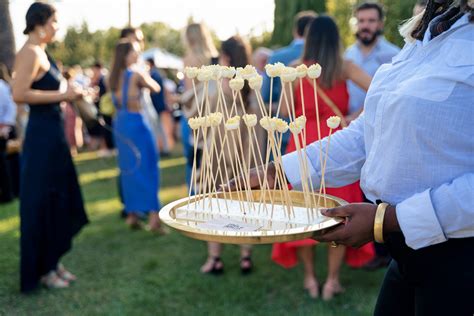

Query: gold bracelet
<box><xmin>374</xmin><ymin>203</ymin><xmax>389</xmax><ymax>243</ymax></box>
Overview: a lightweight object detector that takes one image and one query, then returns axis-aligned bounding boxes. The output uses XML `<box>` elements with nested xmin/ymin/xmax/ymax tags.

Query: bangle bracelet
<box><xmin>374</xmin><ymin>203</ymin><xmax>389</xmax><ymax>243</ymax></box>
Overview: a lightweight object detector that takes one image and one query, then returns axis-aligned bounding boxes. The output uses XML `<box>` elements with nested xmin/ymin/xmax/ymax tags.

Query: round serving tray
<box><xmin>159</xmin><ymin>190</ymin><xmax>346</xmax><ymax>244</ymax></box>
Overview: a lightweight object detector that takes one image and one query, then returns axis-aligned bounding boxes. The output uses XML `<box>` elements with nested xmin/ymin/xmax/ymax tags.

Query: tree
<box><xmin>380</xmin><ymin>0</ymin><xmax>417</xmax><ymax>47</ymax></box>
<box><xmin>271</xmin><ymin>0</ymin><xmax>326</xmax><ymax>48</ymax></box>
<box><xmin>141</xmin><ymin>22</ymin><xmax>184</xmax><ymax>56</ymax></box>
<box><xmin>271</xmin><ymin>0</ymin><xmax>417</xmax><ymax>50</ymax></box>
<box><xmin>326</xmin><ymin>0</ymin><xmax>353</xmax><ymax>48</ymax></box>
<box><xmin>0</xmin><ymin>0</ymin><xmax>16</xmax><ymax>72</ymax></box>
<box><xmin>48</xmin><ymin>21</ymin><xmax>185</xmax><ymax>68</ymax></box>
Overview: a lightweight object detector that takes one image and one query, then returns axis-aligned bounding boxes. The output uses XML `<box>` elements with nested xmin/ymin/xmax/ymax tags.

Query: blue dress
<box><xmin>20</xmin><ymin>55</ymin><xmax>88</xmax><ymax>292</ymax></box>
<box><xmin>112</xmin><ymin>69</ymin><xmax>160</xmax><ymax>213</ymax></box>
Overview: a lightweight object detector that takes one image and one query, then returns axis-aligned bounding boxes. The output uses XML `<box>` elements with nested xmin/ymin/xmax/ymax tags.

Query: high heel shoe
<box><xmin>126</xmin><ymin>213</ymin><xmax>142</xmax><ymax>230</ymax></box>
<box><xmin>240</xmin><ymin>256</ymin><xmax>253</xmax><ymax>275</ymax></box>
<box><xmin>200</xmin><ymin>257</ymin><xmax>224</xmax><ymax>275</ymax></box>
<box><xmin>57</xmin><ymin>264</ymin><xmax>77</xmax><ymax>282</ymax></box>
<box><xmin>322</xmin><ymin>281</ymin><xmax>345</xmax><ymax>301</ymax></box>
<box><xmin>40</xmin><ymin>271</ymin><xmax>69</xmax><ymax>289</ymax></box>
<box><xmin>304</xmin><ymin>279</ymin><xmax>320</xmax><ymax>299</ymax></box>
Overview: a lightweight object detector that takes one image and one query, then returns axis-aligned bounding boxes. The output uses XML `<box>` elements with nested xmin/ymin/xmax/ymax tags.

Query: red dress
<box><xmin>271</xmin><ymin>70</ymin><xmax>374</xmax><ymax>268</ymax></box>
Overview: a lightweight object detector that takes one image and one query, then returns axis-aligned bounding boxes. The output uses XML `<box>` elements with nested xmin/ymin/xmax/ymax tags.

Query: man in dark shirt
<box><xmin>146</xmin><ymin>58</ymin><xmax>174</xmax><ymax>156</ymax></box>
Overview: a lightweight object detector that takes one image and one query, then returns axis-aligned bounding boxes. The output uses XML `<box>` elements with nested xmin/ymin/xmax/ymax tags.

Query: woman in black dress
<box><xmin>12</xmin><ymin>2</ymin><xmax>88</xmax><ymax>292</ymax></box>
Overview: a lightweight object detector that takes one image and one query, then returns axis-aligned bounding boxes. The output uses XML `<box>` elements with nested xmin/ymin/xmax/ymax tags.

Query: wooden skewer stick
<box><xmin>248</xmin><ymin>126</ymin><xmax>266</xmax><ymax>213</ymax></box>
<box><xmin>292</xmin><ymin>80</ymin><xmax>317</xmax><ymax>214</ymax></box>
<box><xmin>197</xmin><ymin>80</ymin><xmax>210</xmax><ymax>197</ymax></box>
<box><xmin>231</xmin><ymin>129</ymin><xmax>254</xmax><ymax>213</ymax></box>
<box><xmin>279</xmin><ymin>84</ymin><xmax>294</xmax><ymax>122</ymax></box>
<box><xmin>275</xmin><ymin>130</ymin><xmax>295</xmax><ymax>218</ymax></box>
<box><xmin>187</xmin><ymin>128</ymin><xmax>198</xmax><ymax>210</ymax></box>
<box><xmin>218</xmin><ymin>84</ymin><xmax>246</xmax><ymax>213</ymax></box>
<box><xmin>236</xmin><ymin>92</ymin><xmax>258</xmax><ymax>212</ymax></box>
<box><xmin>205</xmin><ymin>126</ymin><xmax>221</xmax><ymax>213</ymax></box>
<box><xmin>215</xmin><ymin>79</ymin><xmax>242</xmax><ymax>213</ymax></box>
<box><xmin>311</xmin><ymin>78</ymin><xmax>325</xmax><ymax>209</ymax></box>
<box><xmin>188</xmin><ymin>78</ymin><xmax>205</xmax><ymax>210</ymax></box>
<box><xmin>268</xmin><ymin>77</ymin><xmax>274</xmax><ymax>115</ymax></box>
<box><xmin>269</xmin><ymin>132</ymin><xmax>293</xmax><ymax>218</ymax></box>
<box><xmin>318</xmin><ymin>128</ymin><xmax>333</xmax><ymax>208</ymax></box>
<box><xmin>251</xmin><ymin>90</ymin><xmax>274</xmax><ymax>212</ymax></box>
<box><xmin>207</xmin><ymin>81</ymin><xmax>232</xmax><ymax>211</ymax></box>
<box><xmin>292</xmin><ymin>131</ymin><xmax>312</xmax><ymax>214</ymax></box>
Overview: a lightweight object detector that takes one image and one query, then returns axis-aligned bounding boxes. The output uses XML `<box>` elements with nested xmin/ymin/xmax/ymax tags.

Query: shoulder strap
<box><xmin>317</xmin><ymin>87</ymin><xmax>348</xmax><ymax>128</ymax></box>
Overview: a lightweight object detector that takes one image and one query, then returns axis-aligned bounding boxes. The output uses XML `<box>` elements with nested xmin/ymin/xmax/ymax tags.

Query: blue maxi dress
<box><xmin>112</xmin><ymin>69</ymin><xmax>160</xmax><ymax>213</ymax></box>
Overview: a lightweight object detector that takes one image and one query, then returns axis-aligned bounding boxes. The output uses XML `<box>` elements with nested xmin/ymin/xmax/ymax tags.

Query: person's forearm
<box><xmin>384</xmin><ymin>205</ymin><xmax>401</xmax><ymax>234</ymax></box>
<box><xmin>15</xmin><ymin>89</ymin><xmax>65</xmax><ymax>105</ymax></box>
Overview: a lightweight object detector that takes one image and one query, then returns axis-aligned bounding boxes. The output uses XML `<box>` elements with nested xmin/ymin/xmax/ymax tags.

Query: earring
<box><xmin>39</xmin><ymin>29</ymin><xmax>46</xmax><ymax>39</ymax></box>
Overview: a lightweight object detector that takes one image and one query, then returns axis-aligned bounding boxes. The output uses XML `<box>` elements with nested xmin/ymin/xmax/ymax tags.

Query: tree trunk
<box><xmin>0</xmin><ymin>0</ymin><xmax>16</xmax><ymax>73</ymax></box>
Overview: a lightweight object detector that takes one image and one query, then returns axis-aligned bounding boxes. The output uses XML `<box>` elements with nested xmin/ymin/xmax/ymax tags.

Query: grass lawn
<box><xmin>0</xmin><ymin>149</ymin><xmax>385</xmax><ymax>315</ymax></box>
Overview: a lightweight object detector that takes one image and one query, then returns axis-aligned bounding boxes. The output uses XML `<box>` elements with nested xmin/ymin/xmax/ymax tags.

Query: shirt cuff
<box><xmin>396</xmin><ymin>189</ymin><xmax>447</xmax><ymax>250</ymax></box>
<box><xmin>282</xmin><ymin>149</ymin><xmax>320</xmax><ymax>191</ymax></box>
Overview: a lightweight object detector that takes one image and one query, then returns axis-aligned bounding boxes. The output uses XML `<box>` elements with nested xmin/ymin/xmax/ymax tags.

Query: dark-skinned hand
<box><xmin>219</xmin><ymin>162</ymin><xmax>279</xmax><ymax>192</ymax></box>
<box><xmin>314</xmin><ymin>203</ymin><xmax>400</xmax><ymax>248</ymax></box>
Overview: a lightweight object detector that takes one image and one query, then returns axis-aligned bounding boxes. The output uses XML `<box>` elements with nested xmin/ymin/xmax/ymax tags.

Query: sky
<box><xmin>10</xmin><ymin>0</ymin><xmax>275</xmax><ymax>48</ymax></box>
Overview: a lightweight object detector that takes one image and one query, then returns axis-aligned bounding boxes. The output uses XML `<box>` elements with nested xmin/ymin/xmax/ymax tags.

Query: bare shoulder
<box><xmin>16</xmin><ymin>44</ymin><xmax>40</xmax><ymax>61</ymax></box>
<box><xmin>133</xmin><ymin>69</ymin><xmax>148</xmax><ymax>81</ymax></box>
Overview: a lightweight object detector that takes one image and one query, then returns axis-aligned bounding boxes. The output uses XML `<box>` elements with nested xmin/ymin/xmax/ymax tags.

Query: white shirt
<box><xmin>0</xmin><ymin>79</ymin><xmax>17</xmax><ymax>126</ymax></box>
<box><xmin>282</xmin><ymin>14</ymin><xmax>474</xmax><ymax>250</ymax></box>
<box><xmin>345</xmin><ymin>37</ymin><xmax>400</xmax><ymax>114</ymax></box>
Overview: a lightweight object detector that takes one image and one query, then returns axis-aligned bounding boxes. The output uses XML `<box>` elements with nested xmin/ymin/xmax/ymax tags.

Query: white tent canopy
<box><xmin>141</xmin><ymin>48</ymin><xmax>183</xmax><ymax>70</ymax></box>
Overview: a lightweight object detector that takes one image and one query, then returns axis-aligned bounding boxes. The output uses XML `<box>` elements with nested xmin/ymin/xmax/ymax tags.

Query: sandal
<box><xmin>146</xmin><ymin>225</ymin><xmax>169</xmax><ymax>235</ymax></box>
<box><xmin>126</xmin><ymin>213</ymin><xmax>142</xmax><ymax>230</ymax></box>
<box><xmin>57</xmin><ymin>264</ymin><xmax>77</xmax><ymax>282</ymax></box>
<box><xmin>322</xmin><ymin>281</ymin><xmax>345</xmax><ymax>301</ymax></box>
<box><xmin>40</xmin><ymin>271</ymin><xmax>69</xmax><ymax>289</ymax></box>
<box><xmin>200</xmin><ymin>257</ymin><xmax>224</xmax><ymax>275</ymax></box>
<box><xmin>240</xmin><ymin>256</ymin><xmax>253</xmax><ymax>275</ymax></box>
<box><xmin>304</xmin><ymin>278</ymin><xmax>320</xmax><ymax>299</ymax></box>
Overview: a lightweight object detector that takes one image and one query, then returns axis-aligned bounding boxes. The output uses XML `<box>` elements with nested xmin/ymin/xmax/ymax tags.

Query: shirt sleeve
<box><xmin>396</xmin><ymin>172</ymin><xmax>474</xmax><ymax>250</ymax></box>
<box><xmin>282</xmin><ymin>114</ymin><xmax>366</xmax><ymax>190</ymax></box>
<box><xmin>0</xmin><ymin>83</ymin><xmax>16</xmax><ymax>125</ymax></box>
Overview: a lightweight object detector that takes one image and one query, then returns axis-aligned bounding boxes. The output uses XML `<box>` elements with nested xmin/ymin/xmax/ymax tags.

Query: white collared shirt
<box><xmin>282</xmin><ymin>14</ymin><xmax>474</xmax><ymax>250</ymax></box>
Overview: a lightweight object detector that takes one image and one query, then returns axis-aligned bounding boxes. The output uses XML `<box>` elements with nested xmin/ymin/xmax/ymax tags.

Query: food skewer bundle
<box><xmin>159</xmin><ymin>63</ymin><xmax>346</xmax><ymax>244</ymax></box>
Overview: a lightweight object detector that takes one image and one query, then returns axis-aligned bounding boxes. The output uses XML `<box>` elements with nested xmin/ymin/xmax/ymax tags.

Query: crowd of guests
<box><xmin>7</xmin><ymin>0</ymin><xmax>469</xmax><ymax>309</ymax></box>
<box><xmin>1</xmin><ymin>0</ymin><xmax>406</xmax><ymax>293</ymax></box>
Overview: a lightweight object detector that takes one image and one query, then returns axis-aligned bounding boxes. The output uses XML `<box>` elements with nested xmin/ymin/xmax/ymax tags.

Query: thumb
<box><xmin>219</xmin><ymin>178</ymin><xmax>237</xmax><ymax>192</ymax></box>
<box><xmin>320</xmin><ymin>205</ymin><xmax>351</xmax><ymax>218</ymax></box>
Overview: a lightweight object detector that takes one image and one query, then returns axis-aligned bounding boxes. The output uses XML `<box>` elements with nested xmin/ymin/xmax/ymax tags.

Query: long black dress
<box><xmin>20</xmin><ymin>55</ymin><xmax>88</xmax><ymax>293</ymax></box>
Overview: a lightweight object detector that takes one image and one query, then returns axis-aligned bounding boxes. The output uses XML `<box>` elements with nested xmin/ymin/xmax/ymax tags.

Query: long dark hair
<box><xmin>109</xmin><ymin>40</ymin><xmax>134</xmax><ymax>92</ymax></box>
<box><xmin>220</xmin><ymin>35</ymin><xmax>252</xmax><ymax>103</ymax></box>
<box><xmin>411</xmin><ymin>0</ymin><xmax>473</xmax><ymax>40</ymax></box>
<box><xmin>302</xmin><ymin>15</ymin><xmax>343</xmax><ymax>89</ymax></box>
<box><xmin>23</xmin><ymin>2</ymin><xmax>56</xmax><ymax>35</ymax></box>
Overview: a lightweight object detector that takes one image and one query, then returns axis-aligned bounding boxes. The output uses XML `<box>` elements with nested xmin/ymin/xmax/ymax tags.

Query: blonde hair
<box><xmin>399</xmin><ymin>10</ymin><xmax>425</xmax><ymax>43</ymax></box>
<box><xmin>184</xmin><ymin>23</ymin><xmax>218</xmax><ymax>66</ymax></box>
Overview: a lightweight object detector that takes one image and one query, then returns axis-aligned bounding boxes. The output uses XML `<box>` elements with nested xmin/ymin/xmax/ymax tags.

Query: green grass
<box><xmin>0</xmin><ymin>149</ymin><xmax>385</xmax><ymax>316</ymax></box>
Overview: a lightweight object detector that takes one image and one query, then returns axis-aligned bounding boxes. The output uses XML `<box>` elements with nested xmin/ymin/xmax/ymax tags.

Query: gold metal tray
<box><xmin>159</xmin><ymin>190</ymin><xmax>346</xmax><ymax>244</ymax></box>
